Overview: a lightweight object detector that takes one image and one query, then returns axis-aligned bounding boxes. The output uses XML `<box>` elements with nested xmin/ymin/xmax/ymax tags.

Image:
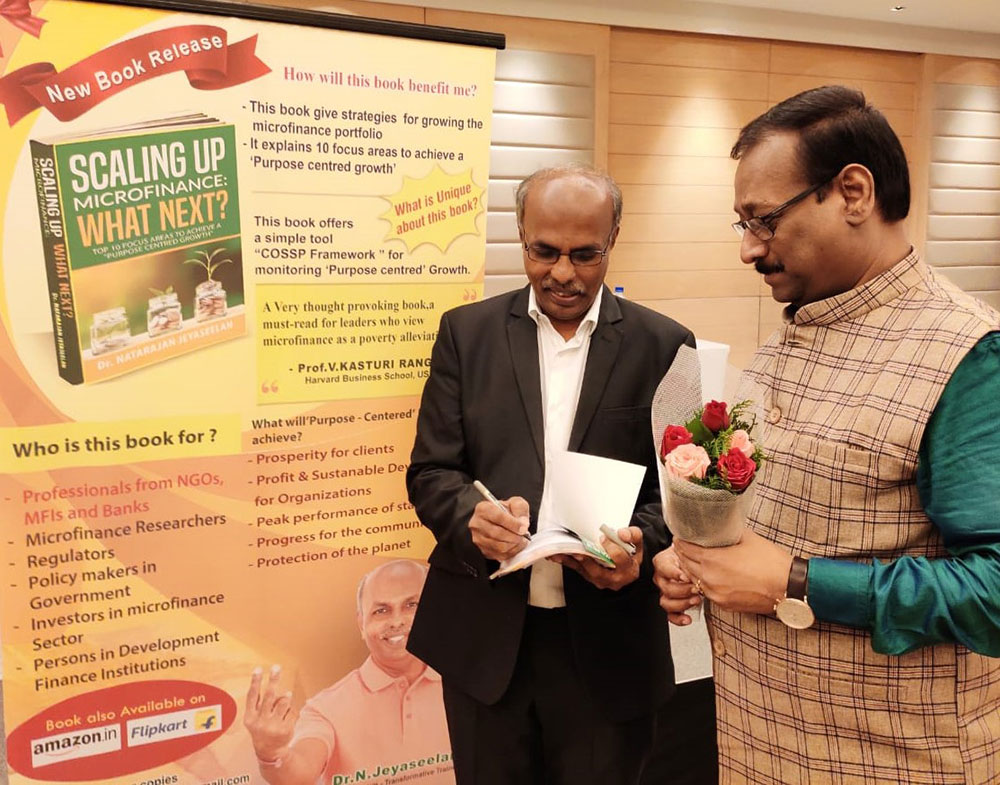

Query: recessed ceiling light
<box><xmin>891</xmin><ymin>4</ymin><xmax>905</xmax><ymax>10</ymax></box>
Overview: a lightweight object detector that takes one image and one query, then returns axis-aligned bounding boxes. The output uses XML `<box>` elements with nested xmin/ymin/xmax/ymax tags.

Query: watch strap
<box><xmin>786</xmin><ymin>556</ymin><xmax>809</xmax><ymax>601</ymax></box>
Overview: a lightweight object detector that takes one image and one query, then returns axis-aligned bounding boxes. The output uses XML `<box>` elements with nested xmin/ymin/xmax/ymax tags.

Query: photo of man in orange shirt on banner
<box><xmin>243</xmin><ymin>559</ymin><xmax>453</xmax><ymax>784</ymax></box>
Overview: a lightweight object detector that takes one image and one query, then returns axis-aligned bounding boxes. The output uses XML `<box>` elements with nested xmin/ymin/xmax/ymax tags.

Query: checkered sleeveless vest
<box><xmin>710</xmin><ymin>253</ymin><xmax>1000</xmax><ymax>784</ymax></box>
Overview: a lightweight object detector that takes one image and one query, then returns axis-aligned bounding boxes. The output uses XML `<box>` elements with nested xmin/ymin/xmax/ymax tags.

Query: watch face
<box><xmin>776</xmin><ymin>598</ymin><xmax>815</xmax><ymax>629</ymax></box>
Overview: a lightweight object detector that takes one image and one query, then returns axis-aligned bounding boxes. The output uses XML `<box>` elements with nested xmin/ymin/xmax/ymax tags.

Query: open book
<box><xmin>487</xmin><ymin>451</ymin><xmax>646</xmax><ymax>580</ymax></box>
<box><xmin>489</xmin><ymin>526</ymin><xmax>615</xmax><ymax>579</ymax></box>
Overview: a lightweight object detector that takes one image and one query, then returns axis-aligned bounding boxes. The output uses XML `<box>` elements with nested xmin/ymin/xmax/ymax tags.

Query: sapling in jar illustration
<box><xmin>147</xmin><ymin>286</ymin><xmax>183</xmax><ymax>336</ymax></box>
<box><xmin>184</xmin><ymin>248</ymin><xmax>232</xmax><ymax>322</ymax></box>
<box><xmin>90</xmin><ymin>307</ymin><xmax>130</xmax><ymax>354</ymax></box>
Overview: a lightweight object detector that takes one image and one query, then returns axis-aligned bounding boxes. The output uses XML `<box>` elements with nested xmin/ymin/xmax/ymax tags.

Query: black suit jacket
<box><xmin>406</xmin><ymin>285</ymin><xmax>695</xmax><ymax>722</ymax></box>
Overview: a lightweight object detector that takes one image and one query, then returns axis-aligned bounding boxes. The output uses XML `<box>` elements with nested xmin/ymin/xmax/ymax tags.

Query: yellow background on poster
<box><xmin>0</xmin><ymin>1</ymin><xmax>496</xmax><ymax>782</ymax></box>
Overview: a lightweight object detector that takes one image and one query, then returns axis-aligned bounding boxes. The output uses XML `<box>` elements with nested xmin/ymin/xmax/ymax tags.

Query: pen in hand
<box><xmin>473</xmin><ymin>480</ymin><xmax>530</xmax><ymax>541</ymax></box>
<box><xmin>599</xmin><ymin>524</ymin><xmax>637</xmax><ymax>556</ymax></box>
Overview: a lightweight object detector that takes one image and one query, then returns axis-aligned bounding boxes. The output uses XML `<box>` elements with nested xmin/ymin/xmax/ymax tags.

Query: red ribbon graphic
<box><xmin>0</xmin><ymin>0</ymin><xmax>47</xmax><ymax>57</ymax></box>
<box><xmin>0</xmin><ymin>24</ymin><xmax>270</xmax><ymax>125</ymax></box>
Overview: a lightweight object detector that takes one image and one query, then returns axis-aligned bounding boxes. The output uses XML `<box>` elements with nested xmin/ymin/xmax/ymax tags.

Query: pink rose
<box><xmin>701</xmin><ymin>400</ymin><xmax>730</xmax><ymax>432</ymax></box>
<box><xmin>664</xmin><ymin>443</ymin><xmax>711</xmax><ymax>481</ymax></box>
<box><xmin>660</xmin><ymin>425</ymin><xmax>693</xmax><ymax>460</ymax></box>
<box><xmin>717</xmin><ymin>448</ymin><xmax>756</xmax><ymax>491</ymax></box>
<box><xmin>729</xmin><ymin>429</ymin><xmax>754</xmax><ymax>458</ymax></box>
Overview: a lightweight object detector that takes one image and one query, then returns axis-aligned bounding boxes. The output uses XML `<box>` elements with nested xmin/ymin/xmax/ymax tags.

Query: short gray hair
<box><xmin>514</xmin><ymin>163</ymin><xmax>622</xmax><ymax>233</ymax></box>
<box><xmin>356</xmin><ymin>559</ymin><xmax>428</xmax><ymax>614</ymax></box>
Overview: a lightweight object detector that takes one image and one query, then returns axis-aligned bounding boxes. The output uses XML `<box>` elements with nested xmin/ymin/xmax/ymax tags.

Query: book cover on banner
<box><xmin>29</xmin><ymin>114</ymin><xmax>245</xmax><ymax>384</ymax></box>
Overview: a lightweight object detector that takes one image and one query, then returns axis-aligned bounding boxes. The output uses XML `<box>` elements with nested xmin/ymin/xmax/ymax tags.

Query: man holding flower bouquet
<box><xmin>654</xmin><ymin>85</ymin><xmax>1000</xmax><ymax>784</ymax></box>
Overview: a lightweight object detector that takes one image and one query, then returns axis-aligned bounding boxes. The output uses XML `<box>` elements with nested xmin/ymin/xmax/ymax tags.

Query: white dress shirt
<box><xmin>526</xmin><ymin>286</ymin><xmax>603</xmax><ymax>607</ymax></box>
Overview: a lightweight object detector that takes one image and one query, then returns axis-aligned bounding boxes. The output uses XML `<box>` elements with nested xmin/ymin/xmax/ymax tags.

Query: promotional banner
<box><xmin>0</xmin><ymin>2</ymin><xmax>497</xmax><ymax>783</ymax></box>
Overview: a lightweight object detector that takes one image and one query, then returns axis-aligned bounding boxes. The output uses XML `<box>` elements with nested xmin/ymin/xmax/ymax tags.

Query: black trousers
<box><xmin>442</xmin><ymin>607</ymin><xmax>657</xmax><ymax>785</ymax></box>
<box><xmin>640</xmin><ymin>677</ymin><xmax>718</xmax><ymax>785</ymax></box>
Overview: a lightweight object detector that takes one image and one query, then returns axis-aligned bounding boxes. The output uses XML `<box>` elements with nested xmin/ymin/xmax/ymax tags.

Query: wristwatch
<box><xmin>774</xmin><ymin>556</ymin><xmax>815</xmax><ymax>629</ymax></box>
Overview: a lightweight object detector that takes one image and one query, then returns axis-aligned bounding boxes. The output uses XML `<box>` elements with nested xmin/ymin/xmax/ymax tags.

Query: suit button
<box><xmin>712</xmin><ymin>638</ymin><xmax>726</xmax><ymax>657</ymax></box>
<box><xmin>766</xmin><ymin>407</ymin><xmax>781</xmax><ymax>424</ymax></box>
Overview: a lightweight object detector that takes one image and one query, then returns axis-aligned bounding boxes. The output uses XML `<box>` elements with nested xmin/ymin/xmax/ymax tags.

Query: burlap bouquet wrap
<box><xmin>650</xmin><ymin>345</ymin><xmax>762</xmax><ymax>547</ymax></box>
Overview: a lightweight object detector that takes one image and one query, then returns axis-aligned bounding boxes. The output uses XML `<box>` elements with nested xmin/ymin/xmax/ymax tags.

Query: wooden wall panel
<box><xmin>493</xmin><ymin>82</ymin><xmax>593</xmax><ymax>115</ymax></box>
<box><xmin>932</xmin><ymin>137</ymin><xmax>1000</xmax><ymax>163</ymax></box>
<box><xmin>609</xmin><ymin>30</ymin><xmax>925</xmax><ymax>357</ymax></box>
<box><xmin>610</xmin><ymin>270</ymin><xmax>760</xmax><ymax>300</ymax></box>
<box><xmin>769</xmin><ymin>42</ymin><xmax>918</xmax><ymax>83</ymax></box>
<box><xmin>427</xmin><ymin>9</ymin><xmax>610</xmax><ymax>168</ymax></box>
<box><xmin>644</xmin><ymin>297</ymin><xmax>761</xmax><ymax>371</ymax></box>
<box><xmin>608</xmin><ymin>27</ymin><xmax>765</xmax><ymax>345</ymax></box>
<box><xmin>926</xmin><ymin>240</ymin><xmax>1000</xmax><ymax>266</ymax></box>
<box><xmin>609</xmin><ymin>155</ymin><xmax>737</xmax><ymax>185</ymax></box>
<box><xmin>923</xmin><ymin>56</ymin><xmax>1000</xmax><ymax>309</ymax></box>
<box><xmin>767</xmin><ymin>74</ymin><xmax>914</xmax><ymax>110</ymax></box>
<box><xmin>610</xmin><ymin>30</ymin><xmax>768</xmax><ymax>70</ymax></box>
<box><xmin>495</xmin><ymin>50</ymin><xmax>596</xmax><ymax>84</ymax></box>
<box><xmin>610</xmin><ymin>94</ymin><xmax>768</xmax><ymax>129</ymax></box>
<box><xmin>929</xmin><ymin>189</ymin><xmax>1000</xmax><ymax>214</ymax></box>
<box><xmin>933</xmin><ymin>109</ymin><xmax>1000</xmax><ymax>138</ymax></box>
<box><xmin>934</xmin><ymin>82</ymin><xmax>1000</xmax><ymax>110</ymax></box>
<box><xmin>485</xmin><ymin>244</ymin><xmax>525</xmax><ymax>275</ymax></box>
<box><xmin>492</xmin><ymin>114</ymin><xmax>594</xmax><ymax>148</ymax></box>
<box><xmin>936</xmin><ymin>266</ymin><xmax>1000</xmax><ymax>291</ymax></box>
<box><xmin>928</xmin><ymin>215</ymin><xmax>1000</xmax><ymax>240</ymax></box>
<box><xmin>489</xmin><ymin>146</ymin><xmax>593</xmax><ymax>176</ymax></box>
<box><xmin>610</xmin><ymin>63</ymin><xmax>768</xmax><ymax>101</ymax></box>
<box><xmin>930</xmin><ymin>162</ymin><xmax>1000</xmax><ymax>188</ymax></box>
<box><xmin>930</xmin><ymin>57</ymin><xmax>1000</xmax><ymax>87</ymax></box>
<box><xmin>609</xmin><ymin>125</ymin><xmax>739</xmax><ymax>157</ymax></box>
<box><xmin>619</xmin><ymin>185</ymin><xmax>734</xmax><ymax>214</ymax></box>
<box><xmin>624</xmin><ymin>214</ymin><xmax>735</xmax><ymax>243</ymax></box>
<box><xmin>612</xmin><ymin>242</ymin><xmax>743</xmax><ymax>272</ymax></box>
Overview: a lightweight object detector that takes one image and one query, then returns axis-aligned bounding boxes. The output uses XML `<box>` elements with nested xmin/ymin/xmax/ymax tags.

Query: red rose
<box><xmin>660</xmin><ymin>425</ymin><xmax>693</xmax><ymax>460</ymax></box>
<box><xmin>701</xmin><ymin>400</ymin><xmax>730</xmax><ymax>432</ymax></box>
<box><xmin>717</xmin><ymin>448</ymin><xmax>756</xmax><ymax>491</ymax></box>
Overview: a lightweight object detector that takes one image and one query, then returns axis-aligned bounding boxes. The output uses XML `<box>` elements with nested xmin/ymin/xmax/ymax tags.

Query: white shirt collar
<box><xmin>527</xmin><ymin>285</ymin><xmax>603</xmax><ymax>337</ymax></box>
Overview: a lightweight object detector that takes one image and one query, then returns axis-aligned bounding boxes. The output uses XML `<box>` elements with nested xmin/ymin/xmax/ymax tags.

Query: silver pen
<box><xmin>473</xmin><ymin>480</ymin><xmax>530</xmax><ymax>541</ymax></box>
<box><xmin>599</xmin><ymin>523</ymin><xmax>637</xmax><ymax>556</ymax></box>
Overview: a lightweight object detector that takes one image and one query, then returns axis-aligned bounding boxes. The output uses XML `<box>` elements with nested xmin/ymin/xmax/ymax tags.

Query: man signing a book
<box><xmin>405</xmin><ymin>164</ymin><xmax>696</xmax><ymax>785</ymax></box>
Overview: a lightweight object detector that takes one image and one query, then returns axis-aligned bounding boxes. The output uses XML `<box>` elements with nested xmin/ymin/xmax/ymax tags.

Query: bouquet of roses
<box><xmin>651</xmin><ymin>345</ymin><xmax>765</xmax><ymax>547</ymax></box>
<box><xmin>660</xmin><ymin>400</ymin><xmax>764</xmax><ymax>492</ymax></box>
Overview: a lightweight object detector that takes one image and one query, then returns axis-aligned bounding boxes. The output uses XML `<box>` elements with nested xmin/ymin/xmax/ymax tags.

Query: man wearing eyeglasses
<box><xmin>406</xmin><ymin>164</ymin><xmax>696</xmax><ymax>785</ymax></box>
<box><xmin>655</xmin><ymin>85</ymin><xmax>1000</xmax><ymax>783</ymax></box>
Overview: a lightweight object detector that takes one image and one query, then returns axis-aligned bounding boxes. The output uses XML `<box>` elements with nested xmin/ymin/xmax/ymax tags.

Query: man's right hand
<box><xmin>469</xmin><ymin>496</ymin><xmax>531</xmax><ymax>562</ymax></box>
<box><xmin>652</xmin><ymin>545</ymin><xmax>702</xmax><ymax>625</ymax></box>
<box><xmin>244</xmin><ymin>665</ymin><xmax>296</xmax><ymax>763</ymax></box>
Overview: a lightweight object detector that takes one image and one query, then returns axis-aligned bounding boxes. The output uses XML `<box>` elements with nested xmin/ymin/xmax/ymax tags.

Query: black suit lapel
<box><xmin>507</xmin><ymin>291</ymin><xmax>545</xmax><ymax>468</ymax></box>
<box><xmin>569</xmin><ymin>288</ymin><xmax>623</xmax><ymax>451</ymax></box>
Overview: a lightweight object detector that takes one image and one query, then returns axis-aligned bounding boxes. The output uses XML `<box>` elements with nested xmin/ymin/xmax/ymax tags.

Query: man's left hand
<box><xmin>550</xmin><ymin>526</ymin><xmax>643</xmax><ymax>590</ymax></box>
<box><xmin>673</xmin><ymin>529</ymin><xmax>792</xmax><ymax>615</ymax></box>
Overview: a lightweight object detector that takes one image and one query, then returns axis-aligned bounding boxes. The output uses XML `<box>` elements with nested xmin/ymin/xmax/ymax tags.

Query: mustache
<box><xmin>755</xmin><ymin>260</ymin><xmax>784</xmax><ymax>276</ymax></box>
<box><xmin>542</xmin><ymin>280</ymin><xmax>585</xmax><ymax>296</ymax></box>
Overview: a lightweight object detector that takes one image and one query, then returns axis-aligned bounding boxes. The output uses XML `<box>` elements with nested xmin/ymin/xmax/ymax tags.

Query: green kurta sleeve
<box><xmin>808</xmin><ymin>331</ymin><xmax>1000</xmax><ymax>656</ymax></box>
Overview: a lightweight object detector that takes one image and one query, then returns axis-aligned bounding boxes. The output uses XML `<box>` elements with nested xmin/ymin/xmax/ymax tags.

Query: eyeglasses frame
<box><xmin>521</xmin><ymin>226</ymin><xmax>618</xmax><ymax>267</ymax></box>
<box><xmin>732</xmin><ymin>177</ymin><xmax>834</xmax><ymax>241</ymax></box>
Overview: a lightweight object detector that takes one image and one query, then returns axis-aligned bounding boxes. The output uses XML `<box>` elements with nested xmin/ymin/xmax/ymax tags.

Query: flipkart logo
<box><xmin>126</xmin><ymin>706</ymin><xmax>224</xmax><ymax>748</ymax></box>
<box><xmin>195</xmin><ymin>708</ymin><xmax>220</xmax><ymax>731</ymax></box>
